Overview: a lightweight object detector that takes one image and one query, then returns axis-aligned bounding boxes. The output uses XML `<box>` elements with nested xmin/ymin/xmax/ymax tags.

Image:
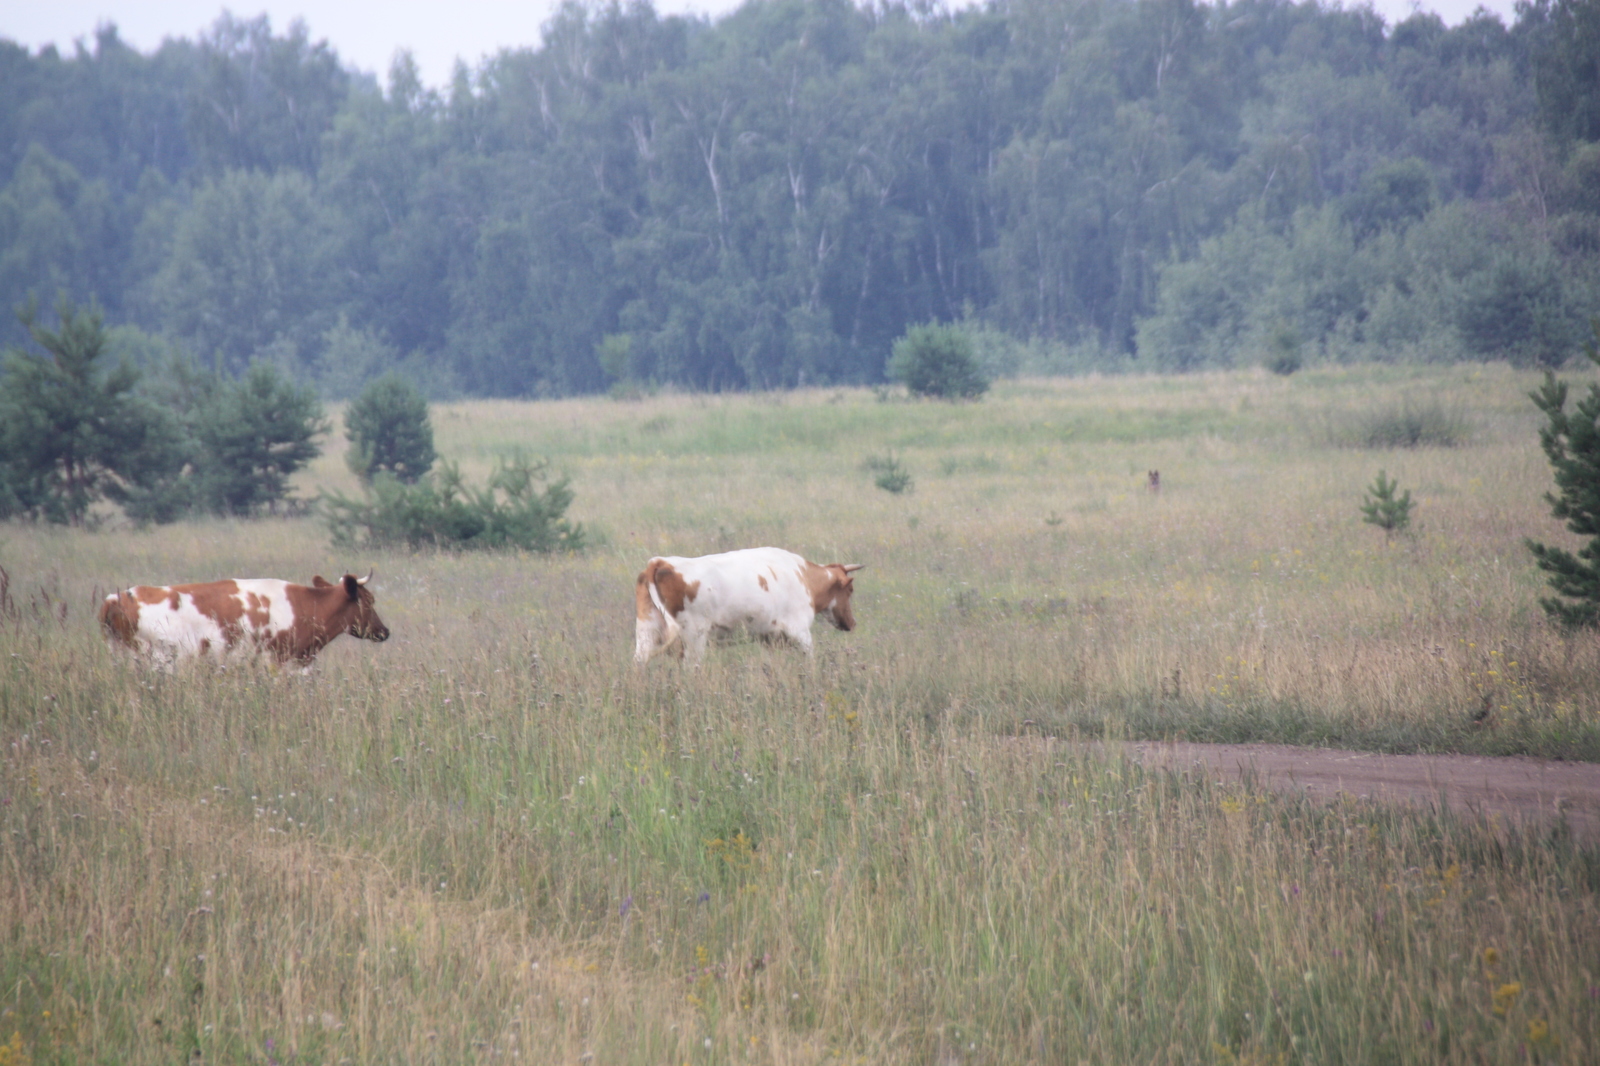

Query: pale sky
<box><xmin>2</xmin><ymin>0</ymin><xmax>1521</xmax><ymax>92</ymax></box>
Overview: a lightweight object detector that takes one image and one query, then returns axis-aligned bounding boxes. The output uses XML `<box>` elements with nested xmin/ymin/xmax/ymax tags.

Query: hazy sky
<box><xmin>4</xmin><ymin>0</ymin><xmax>1521</xmax><ymax>91</ymax></box>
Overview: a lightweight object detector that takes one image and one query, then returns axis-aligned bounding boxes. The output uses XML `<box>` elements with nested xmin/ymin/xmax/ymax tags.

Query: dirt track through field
<box><xmin>1123</xmin><ymin>742</ymin><xmax>1600</xmax><ymax>844</ymax></box>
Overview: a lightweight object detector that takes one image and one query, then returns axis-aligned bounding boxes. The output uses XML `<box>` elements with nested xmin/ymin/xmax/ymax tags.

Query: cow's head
<box><xmin>315</xmin><ymin>571</ymin><xmax>390</xmax><ymax>642</ymax></box>
<box><xmin>818</xmin><ymin>563</ymin><xmax>865</xmax><ymax>631</ymax></box>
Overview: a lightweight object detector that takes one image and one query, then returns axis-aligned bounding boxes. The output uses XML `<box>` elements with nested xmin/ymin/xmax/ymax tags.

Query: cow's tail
<box><xmin>98</xmin><ymin>590</ymin><xmax>138</xmax><ymax>647</ymax></box>
<box><xmin>637</xmin><ymin>560</ymin><xmax>681</xmax><ymax>657</ymax></box>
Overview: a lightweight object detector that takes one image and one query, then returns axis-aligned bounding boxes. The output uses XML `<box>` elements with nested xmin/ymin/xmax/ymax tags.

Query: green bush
<box><xmin>1263</xmin><ymin>323</ymin><xmax>1303</xmax><ymax>375</ymax></box>
<box><xmin>1337</xmin><ymin>398</ymin><xmax>1471</xmax><ymax>449</ymax></box>
<box><xmin>863</xmin><ymin>452</ymin><xmax>914</xmax><ymax>494</ymax></box>
<box><xmin>887</xmin><ymin>324</ymin><xmax>988</xmax><ymax>400</ymax></box>
<box><xmin>345</xmin><ymin>374</ymin><xmax>436</xmax><ymax>484</ymax></box>
<box><xmin>1360</xmin><ymin>469</ymin><xmax>1414</xmax><ymax>538</ymax></box>
<box><xmin>1456</xmin><ymin>253</ymin><xmax>1583</xmax><ymax>369</ymax></box>
<box><xmin>322</xmin><ymin>452</ymin><xmax>583</xmax><ymax>553</ymax></box>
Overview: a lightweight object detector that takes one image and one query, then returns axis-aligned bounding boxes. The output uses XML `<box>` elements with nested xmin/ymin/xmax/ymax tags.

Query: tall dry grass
<box><xmin>2</xmin><ymin>364</ymin><xmax>1598</xmax><ymax>1062</ymax></box>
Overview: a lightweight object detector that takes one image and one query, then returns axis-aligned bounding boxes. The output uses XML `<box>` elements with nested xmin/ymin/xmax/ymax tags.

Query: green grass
<box><xmin>2</xmin><ymin>364</ymin><xmax>1598</xmax><ymax>1063</ymax></box>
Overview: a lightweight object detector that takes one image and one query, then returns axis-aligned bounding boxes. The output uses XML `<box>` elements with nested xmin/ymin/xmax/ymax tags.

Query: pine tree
<box><xmin>1360</xmin><ymin>470</ymin><xmax>1414</xmax><ymax>538</ymax></box>
<box><xmin>0</xmin><ymin>299</ymin><xmax>187</xmax><ymax>524</ymax></box>
<box><xmin>192</xmin><ymin>362</ymin><xmax>327</xmax><ymax>515</ymax></box>
<box><xmin>344</xmin><ymin>374</ymin><xmax>435</xmax><ymax>484</ymax></box>
<box><xmin>1525</xmin><ymin>318</ymin><xmax>1600</xmax><ymax>629</ymax></box>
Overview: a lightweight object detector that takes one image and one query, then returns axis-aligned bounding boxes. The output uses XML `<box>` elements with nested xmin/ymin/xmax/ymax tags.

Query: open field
<box><xmin>3</xmin><ymin>365</ymin><xmax>1599</xmax><ymax>1063</ymax></box>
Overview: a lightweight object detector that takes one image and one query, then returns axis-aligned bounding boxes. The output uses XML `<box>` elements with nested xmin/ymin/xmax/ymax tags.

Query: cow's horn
<box><xmin>841</xmin><ymin>563</ymin><xmax>865</xmax><ymax>573</ymax></box>
<box><xmin>357</xmin><ymin>569</ymin><xmax>374</xmax><ymax>586</ymax></box>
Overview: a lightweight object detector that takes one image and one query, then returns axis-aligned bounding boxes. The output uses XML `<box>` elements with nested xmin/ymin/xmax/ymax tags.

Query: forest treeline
<box><xmin>2</xmin><ymin>0</ymin><xmax>1598</xmax><ymax>397</ymax></box>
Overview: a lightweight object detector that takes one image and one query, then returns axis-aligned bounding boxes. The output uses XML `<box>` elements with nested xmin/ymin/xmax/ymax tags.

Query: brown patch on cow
<box><xmin>183</xmin><ymin>580</ymin><xmax>247</xmax><ymax>644</ymax></box>
<box><xmin>798</xmin><ymin>560</ymin><xmax>861</xmax><ymax>631</ymax></box>
<box><xmin>98</xmin><ymin>592</ymin><xmax>141</xmax><ymax>647</ymax></box>
<box><xmin>635</xmin><ymin>563</ymin><xmax>660</xmax><ymax>622</ymax></box>
<box><xmin>637</xmin><ymin>559</ymin><xmax>700</xmax><ymax>621</ymax></box>
<box><xmin>277</xmin><ymin>574</ymin><xmax>389</xmax><ymax>662</ymax></box>
<box><xmin>757</xmin><ymin>574</ymin><xmax>769</xmax><ymax>591</ymax></box>
<box><xmin>798</xmin><ymin>561</ymin><xmax>836</xmax><ymax>613</ymax></box>
<box><xmin>244</xmin><ymin>591</ymin><xmax>272</xmax><ymax>631</ymax></box>
<box><xmin>167</xmin><ymin>590</ymin><xmax>180</xmax><ymax>610</ymax></box>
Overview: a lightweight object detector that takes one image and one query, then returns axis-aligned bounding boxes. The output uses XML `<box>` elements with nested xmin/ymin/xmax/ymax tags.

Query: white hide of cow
<box><xmin>634</xmin><ymin>546</ymin><xmax>863</xmax><ymax>666</ymax></box>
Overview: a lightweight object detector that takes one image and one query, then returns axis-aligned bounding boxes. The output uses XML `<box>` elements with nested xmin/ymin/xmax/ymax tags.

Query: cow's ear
<box><xmin>312</xmin><ymin>575</ymin><xmax>333</xmax><ymax>588</ymax></box>
<box><xmin>342</xmin><ymin>574</ymin><xmax>360</xmax><ymax>600</ymax></box>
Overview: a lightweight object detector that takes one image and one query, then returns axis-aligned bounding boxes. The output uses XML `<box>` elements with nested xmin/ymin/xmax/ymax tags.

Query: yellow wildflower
<box><xmin>1491</xmin><ymin>982</ymin><xmax>1521</xmax><ymax>1017</ymax></box>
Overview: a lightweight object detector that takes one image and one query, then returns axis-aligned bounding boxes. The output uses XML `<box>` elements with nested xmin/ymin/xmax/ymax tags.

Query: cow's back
<box><xmin>103</xmin><ymin>579</ymin><xmax>297</xmax><ymax>662</ymax></box>
<box><xmin>668</xmin><ymin>548</ymin><xmax>815</xmax><ymax>636</ymax></box>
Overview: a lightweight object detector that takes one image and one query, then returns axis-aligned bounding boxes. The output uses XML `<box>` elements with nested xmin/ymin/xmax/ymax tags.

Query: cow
<box><xmin>634</xmin><ymin>547</ymin><xmax>863</xmax><ymax>666</ymax></box>
<box><xmin>99</xmin><ymin>572</ymin><xmax>389</xmax><ymax>667</ymax></box>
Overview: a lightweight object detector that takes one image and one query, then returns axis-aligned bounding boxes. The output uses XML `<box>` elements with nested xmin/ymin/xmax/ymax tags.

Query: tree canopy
<box><xmin>2</xmin><ymin>0</ymin><xmax>1597</xmax><ymax>395</ymax></box>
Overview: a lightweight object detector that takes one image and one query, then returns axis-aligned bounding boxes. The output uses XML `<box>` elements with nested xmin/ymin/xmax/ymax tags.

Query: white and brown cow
<box><xmin>634</xmin><ymin>547</ymin><xmax>863</xmax><ymax>666</ymax></box>
<box><xmin>99</xmin><ymin>573</ymin><xmax>389</xmax><ymax>667</ymax></box>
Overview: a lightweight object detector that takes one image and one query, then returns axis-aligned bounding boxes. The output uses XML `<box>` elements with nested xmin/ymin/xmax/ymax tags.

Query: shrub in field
<box><xmin>1361</xmin><ymin>469</ymin><xmax>1414</xmax><ymax>538</ymax></box>
<box><xmin>863</xmin><ymin>451</ymin><xmax>914</xmax><ymax>494</ymax></box>
<box><xmin>322</xmin><ymin>452</ymin><xmax>583</xmax><ymax>552</ymax></box>
<box><xmin>1340</xmin><ymin>398</ymin><xmax>1470</xmax><ymax>448</ymax></box>
<box><xmin>1263</xmin><ymin>322</ymin><xmax>1303</xmax><ymax>375</ymax></box>
<box><xmin>887</xmin><ymin>323</ymin><xmax>988</xmax><ymax>400</ymax></box>
<box><xmin>344</xmin><ymin>374</ymin><xmax>435</xmax><ymax>484</ymax></box>
<box><xmin>1525</xmin><ymin>318</ymin><xmax>1600</xmax><ymax>629</ymax></box>
<box><xmin>190</xmin><ymin>362</ymin><xmax>327</xmax><ymax>515</ymax></box>
<box><xmin>0</xmin><ymin>299</ymin><xmax>188</xmax><ymax>525</ymax></box>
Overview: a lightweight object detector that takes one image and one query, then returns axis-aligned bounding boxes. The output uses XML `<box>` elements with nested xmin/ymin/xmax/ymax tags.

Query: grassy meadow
<box><xmin>3</xmin><ymin>364</ymin><xmax>1599</xmax><ymax>1063</ymax></box>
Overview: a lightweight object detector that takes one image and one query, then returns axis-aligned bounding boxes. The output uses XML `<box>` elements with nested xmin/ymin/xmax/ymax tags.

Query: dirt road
<box><xmin>1123</xmin><ymin>741</ymin><xmax>1600</xmax><ymax>844</ymax></box>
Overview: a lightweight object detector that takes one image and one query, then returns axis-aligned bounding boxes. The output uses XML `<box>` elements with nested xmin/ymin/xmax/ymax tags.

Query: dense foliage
<box><xmin>187</xmin><ymin>362</ymin><xmax>328</xmax><ymax>515</ymax></box>
<box><xmin>322</xmin><ymin>454</ymin><xmax>583</xmax><ymax>552</ymax></box>
<box><xmin>344</xmin><ymin>373</ymin><xmax>436</xmax><ymax>483</ymax></box>
<box><xmin>889</xmin><ymin>322</ymin><xmax>988</xmax><ymax>399</ymax></box>
<box><xmin>1525</xmin><ymin>319</ymin><xmax>1600</xmax><ymax>629</ymax></box>
<box><xmin>0</xmin><ymin>303</ymin><xmax>326</xmax><ymax>524</ymax></box>
<box><xmin>2</xmin><ymin>0</ymin><xmax>1598</xmax><ymax>396</ymax></box>
<box><xmin>0</xmin><ymin>301</ymin><xmax>186</xmax><ymax>524</ymax></box>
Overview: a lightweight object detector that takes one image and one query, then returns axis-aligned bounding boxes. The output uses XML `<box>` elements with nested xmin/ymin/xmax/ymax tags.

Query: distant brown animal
<box><xmin>99</xmin><ymin>573</ymin><xmax>389</xmax><ymax>667</ymax></box>
<box><xmin>1147</xmin><ymin>470</ymin><xmax>1161</xmax><ymax>494</ymax></box>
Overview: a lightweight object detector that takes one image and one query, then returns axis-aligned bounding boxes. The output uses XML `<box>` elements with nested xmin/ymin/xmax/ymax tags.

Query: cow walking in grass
<box><xmin>99</xmin><ymin>572</ymin><xmax>389</xmax><ymax>667</ymax></box>
<box><xmin>634</xmin><ymin>547</ymin><xmax>863</xmax><ymax>666</ymax></box>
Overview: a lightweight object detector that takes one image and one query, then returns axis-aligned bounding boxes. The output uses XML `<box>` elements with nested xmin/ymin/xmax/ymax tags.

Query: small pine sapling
<box><xmin>1361</xmin><ymin>469</ymin><xmax>1413</xmax><ymax>538</ymax></box>
<box><xmin>863</xmin><ymin>452</ymin><xmax>913</xmax><ymax>494</ymax></box>
<box><xmin>1524</xmin><ymin>318</ymin><xmax>1600</xmax><ymax>630</ymax></box>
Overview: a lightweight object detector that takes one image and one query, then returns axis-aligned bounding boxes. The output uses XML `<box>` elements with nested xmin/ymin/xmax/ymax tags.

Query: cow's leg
<box><xmin>633</xmin><ymin>617</ymin><xmax>659</xmax><ymax>665</ymax></box>
<box><xmin>682</xmin><ymin>621</ymin><xmax>712</xmax><ymax>667</ymax></box>
<box><xmin>635</xmin><ymin>613</ymin><xmax>683</xmax><ymax>665</ymax></box>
